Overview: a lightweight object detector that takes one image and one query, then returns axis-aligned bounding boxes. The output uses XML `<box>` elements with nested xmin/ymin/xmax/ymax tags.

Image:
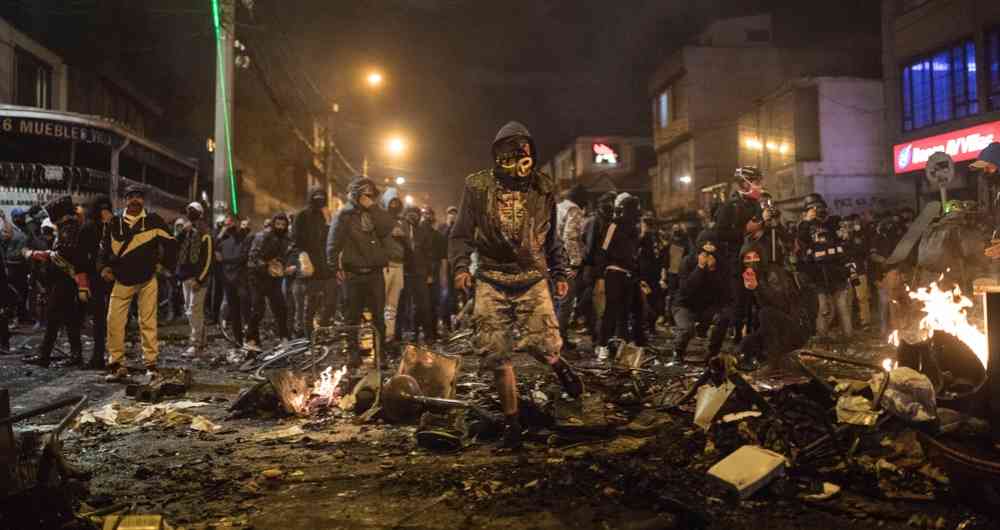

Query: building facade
<box><xmin>649</xmin><ymin>14</ymin><xmax>882</xmax><ymax>215</ymax></box>
<box><xmin>0</xmin><ymin>17</ymin><xmax>196</xmax><ymax>219</ymax></box>
<box><xmin>882</xmin><ymin>0</ymin><xmax>1000</xmax><ymax>205</ymax></box>
<box><xmin>541</xmin><ymin>136</ymin><xmax>655</xmax><ymax>206</ymax></box>
<box><xmin>737</xmin><ymin>77</ymin><xmax>913</xmax><ymax>216</ymax></box>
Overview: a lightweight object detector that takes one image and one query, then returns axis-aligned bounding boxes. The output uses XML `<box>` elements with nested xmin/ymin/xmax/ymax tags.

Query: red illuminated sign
<box><xmin>593</xmin><ymin>143</ymin><xmax>619</xmax><ymax>165</ymax></box>
<box><xmin>893</xmin><ymin>120</ymin><xmax>1000</xmax><ymax>174</ymax></box>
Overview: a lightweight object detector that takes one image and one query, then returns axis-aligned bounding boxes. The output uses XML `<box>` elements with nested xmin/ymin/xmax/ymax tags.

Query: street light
<box><xmin>386</xmin><ymin>136</ymin><xmax>406</xmax><ymax>157</ymax></box>
<box><xmin>404</xmin><ymin>195</ymin><xmax>414</xmax><ymax>205</ymax></box>
<box><xmin>395</xmin><ymin>176</ymin><xmax>406</xmax><ymax>186</ymax></box>
<box><xmin>366</xmin><ymin>71</ymin><xmax>384</xmax><ymax>88</ymax></box>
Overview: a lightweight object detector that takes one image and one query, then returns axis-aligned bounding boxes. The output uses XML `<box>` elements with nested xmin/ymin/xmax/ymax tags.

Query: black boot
<box><xmin>552</xmin><ymin>358</ymin><xmax>584</xmax><ymax>398</ymax></box>
<box><xmin>55</xmin><ymin>354</ymin><xmax>83</xmax><ymax>368</ymax></box>
<box><xmin>500</xmin><ymin>414</ymin><xmax>522</xmax><ymax>450</ymax></box>
<box><xmin>23</xmin><ymin>354</ymin><xmax>51</xmax><ymax>367</ymax></box>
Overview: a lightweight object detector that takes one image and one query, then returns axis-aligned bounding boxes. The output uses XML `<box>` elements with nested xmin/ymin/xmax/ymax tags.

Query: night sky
<box><xmin>2</xmin><ymin>0</ymin><xmax>880</xmax><ymax>212</ymax></box>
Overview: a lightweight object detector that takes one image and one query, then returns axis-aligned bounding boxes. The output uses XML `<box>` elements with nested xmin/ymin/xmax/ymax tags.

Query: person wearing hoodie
<box><xmin>3</xmin><ymin>207</ymin><xmax>31</xmax><ymax>323</ymax></box>
<box><xmin>672</xmin><ymin>229</ymin><xmax>730</xmax><ymax>361</ymax></box>
<box><xmin>78</xmin><ymin>195</ymin><xmax>113</xmax><ymax>368</ymax></box>
<box><xmin>449</xmin><ymin>121</ymin><xmax>584</xmax><ymax>449</ymax></box>
<box><xmin>176</xmin><ymin>201</ymin><xmax>214</xmax><ymax>357</ymax></box>
<box><xmin>400</xmin><ymin>205</ymin><xmax>438</xmax><ymax>342</ymax></box>
<box><xmin>216</xmin><ymin>214</ymin><xmax>251</xmax><ymax>347</ymax></box>
<box><xmin>326</xmin><ymin>177</ymin><xmax>395</xmax><ymax>364</ymax></box>
<box><xmin>579</xmin><ymin>191</ymin><xmax>618</xmax><ymax>341</ymax></box>
<box><xmin>292</xmin><ymin>186</ymin><xmax>337</xmax><ymax>338</ymax></box>
<box><xmin>555</xmin><ymin>184</ymin><xmax>587</xmax><ymax>351</ymax></box>
<box><xmin>421</xmin><ymin>207</ymin><xmax>449</xmax><ymax>336</ymax></box>
<box><xmin>594</xmin><ymin>193</ymin><xmax>646</xmax><ymax>359</ymax></box>
<box><xmin>380</xmin><ymin>187</ymin><xmax>406</xmax><ymax>346</ymax></box>
<box><xmin>246</xmin><ymin>212</ymin><xmax>295</xmax><ymax>352</ymax></box>
<box><xmin>22</xmin><ymin>196</ymin><xmax>92</xmax><ymax>368</ymax></box>
<box><xmin>737</xmin><ymin>242</ymin><xmax>814</xmax><ymax>372</ymax></box>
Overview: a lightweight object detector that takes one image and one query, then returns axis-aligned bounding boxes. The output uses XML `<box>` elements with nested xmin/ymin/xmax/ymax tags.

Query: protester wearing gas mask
<box><xmin>449</xmin><ymin>121</ymin><xmax>583</xmax><ymax>450</ymax></box>
<box><xmin>292</xmin><ymin>186</ymin><xmax>337</xmax><ymax>339</ymax></box>
<box><xmin>736</xmin><ymin>243</ymin><xmax>813</xmax><ymax>373</ymax></box>
<box><xmin>326</xmin><ymin>176</ymin><xmax>395</xmax><ymax>366</ymax></box>
<box><xmin>175</xmin><ymin>201</ymin><xmax>213</xmax><ymax>358</ymax></box>
<box><xmin>246</xmin><ymin>212</ymin><xmax>295</xmax><ymax>353</ymax></box>
<box><xmin>715</xmin><ymin>166</ymin><xmax>765</xmax><ymax>346</ymax></box>
<box><xmin>21</xmin><ymin>196</ymin><xmax>90</xmax><ymax>367</ymax></box>
<box><xmin>671</xmin><ymin>230</ymin><xmax>730</xmax><ymax>362</ymax></box>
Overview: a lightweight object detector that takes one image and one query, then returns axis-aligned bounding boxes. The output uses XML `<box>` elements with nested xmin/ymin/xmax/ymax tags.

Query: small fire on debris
<box><xmin>289</xmin><ymin>365</ymin><xmax>348</xmax><ymax>414</ymax></box>
<box><xmin>904</xmin><ymin>282</ymin><xmax>988</xmax><ymax>370</ymax></box>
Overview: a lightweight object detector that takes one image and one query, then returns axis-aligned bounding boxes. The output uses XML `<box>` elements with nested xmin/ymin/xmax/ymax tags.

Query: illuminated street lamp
<box><xmin>679</xmin><ymin>175</ymin><xmax>692</xmax><ymax>184</ymax></box>
<box><xmin>386</xmin><ymin>136</ymin><xmax>407</xmax><ymax>157</ymax></box>
<box><xmin>404</xmin><ymin>194</ymin><xmax>414</xmax><ymax>205</ymax></box>
<box><xmin>366</xmin><ymin>71</ymin><xmax>384</xmax><ymax>88</ymax></box>
<box><xmin>395</xmin><ymin>176</ymin><xmax>406</xmax><ymax>186</ymax></box>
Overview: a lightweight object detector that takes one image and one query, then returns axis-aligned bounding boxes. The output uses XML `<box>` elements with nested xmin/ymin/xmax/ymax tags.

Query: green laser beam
<box><xmin>211</xmin><ymin>0</ymin><xmax>238</xmax><ymax>215</ymax></box>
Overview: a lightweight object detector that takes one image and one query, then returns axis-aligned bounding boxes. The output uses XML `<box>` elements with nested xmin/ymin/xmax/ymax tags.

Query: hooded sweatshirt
<box><xmin>293</xmin><ymin>186</ymin><xmax>333</xmax><ymax>279</ymax></box>
<box><xmin>325</xmin><ymin>177</ymin><xmax>395</xmax><ymax>273</ymax></box>
<box><xmin>380</xmin><ymin>187</ymin><xmax>406</xmax><ymax>264</ymax></box>
<box><xmin>448</xmin><ymin>121</ymin><xmax>567</xmax><ymax>290</ymax></box>
<box><xmin>675</xmin><ymin>230</ymin><xmax>729</xmax><ymax>311</ymax></box>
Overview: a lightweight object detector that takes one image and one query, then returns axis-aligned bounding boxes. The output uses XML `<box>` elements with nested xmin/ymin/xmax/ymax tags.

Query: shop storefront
<box><xmin>0</xmin><ymin>105</ymin><xmax>197</xmax><ymax>219</ymax></box>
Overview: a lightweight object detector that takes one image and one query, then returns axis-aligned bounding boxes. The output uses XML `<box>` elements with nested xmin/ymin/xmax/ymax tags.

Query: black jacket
<box><xmin>714</xmin><ymin>193</ymin><xmax>761</xmax><ymax>258</ymax></box>
<box><xmin>598</xmin><ymin>219</ymin><xmax>640</xmax><ymax>275</ymax></box>
<box><xmin>217</xmin><ymin>228</ymin><xmax>250</xmax><ymax>284</ymax></box>
<box><xmin>176</xmin><ymin>222</ymin><xmax>214</xmax><ymax>283</ymax></box>
<box><xmin>248</xmin><ymin>228</ymin><xmax>294</xmax><ymax>276</ymax></box>
<box><xmin>403</xmin><ymin>220</ymin><xmax>436</xmax><ymax>278</ymax></box>
<box><xmin>326</xmin><ymin>201</ymin><xmax>394</xmax><ymax>273</ymax></box>
<box><xmin>675</xmin><ymin>253</ymin><xmax>729</xmax><ymax>312</ymax></box>
<box><xmin>294</xmin><ymin>205</ymin><xmax>332</xmax><ymax>279</ymax></box>
<box><xmin>99</xmin><ymin>210</ymin><xmax>177</xmax><ymax>286</ymax></box>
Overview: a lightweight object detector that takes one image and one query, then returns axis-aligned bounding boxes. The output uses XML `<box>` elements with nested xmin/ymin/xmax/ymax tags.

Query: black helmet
<box><xmin>735</xmin><ymin>166</ymin><xmax>762</xmax><ymax>183</ymax></box>
<box><xmin>43</xmin><ymin>195</ymin><xmax>75</xmax><ymax>224</ymax></box>
<box><xmin>803</xmin><ymin>193</ymin><xmax>826</xmax><ymax>210</ymax></box>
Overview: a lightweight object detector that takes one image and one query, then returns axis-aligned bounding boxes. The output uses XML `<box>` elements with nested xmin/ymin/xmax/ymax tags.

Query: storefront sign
<box><xmin>0</xmin><ymin>116</ymin><xmax>118</xmax><ymax>146</ymax></box>
<box><xmin>893</xmin><ymin>120</ymin><xmax>1000</xmax><ymax>174</ymax></box>
<box><xmin>593</xmin><ymin>143</ymin><xmax>619</xmax><ymax>165</ymax></box>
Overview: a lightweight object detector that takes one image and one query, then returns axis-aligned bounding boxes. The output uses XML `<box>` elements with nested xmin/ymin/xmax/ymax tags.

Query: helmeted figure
<box><xmin>449</xmin><ymin>121</ymin><xmax>583</xmax><ymax>449</ymax></box>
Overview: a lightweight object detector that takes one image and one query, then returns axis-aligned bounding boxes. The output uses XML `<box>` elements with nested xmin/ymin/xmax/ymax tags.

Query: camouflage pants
<box><xmin>473</xmin><ymin>280</ymin><xmax>562</xmax><ymax>371</ymax></box>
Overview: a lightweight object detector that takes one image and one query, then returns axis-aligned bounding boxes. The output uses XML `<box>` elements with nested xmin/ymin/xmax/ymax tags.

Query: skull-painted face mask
<box><xmin>495</xmin><ymin>137</ymin><xmax>534</xmax><ymax>178</ymax></box>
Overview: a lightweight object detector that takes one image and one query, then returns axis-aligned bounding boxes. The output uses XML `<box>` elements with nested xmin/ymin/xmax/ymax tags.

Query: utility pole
<box><xmin>212</xmin><ymin>0</ymin><xmax>237</xmax><ymax>217</ymax></box>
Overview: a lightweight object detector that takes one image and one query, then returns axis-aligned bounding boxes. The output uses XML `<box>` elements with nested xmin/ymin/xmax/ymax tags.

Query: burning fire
<box><xmin>313</xmin><ymin>365</ymin><xmax>349</xmax><ymax>406</ymax></box>
<box><xmin>907</xmin><ymin>282</ymin><xmax>988</xmax><ymax>369</ymax></box>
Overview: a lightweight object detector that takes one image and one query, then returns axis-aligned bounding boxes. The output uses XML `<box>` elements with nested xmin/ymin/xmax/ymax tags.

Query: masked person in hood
<box><xmin>216</xmin><ymin>214</ymin><xmax>252</xmax><ymax>347</ymax></box>
<box><xmin>380</xmin><ymin>187</ymin><xmax>406</xmax><ymax>347</ymax></box>
<box><xmin>594</xmin><ymin>193</ymin><xmax>647</xmax><ymax>359</ymax></box>
<box><xmin>245</xmin><ymin>212</ymin><xmax>295</xmax><ymax>352</ymax></box>
<box><xmin>100</xmin><ymin>185</ymin><xmax>178</xmax><ymax>383</ymax></box>
<box><xmin>449</xmin><ymin>121</ymin><xmax>583</xmax><ymax>450</ymax></box>
<box><xmin>578</xmin><ymin>190</ymin><xmax>618</xmax><ymax>342</ymax></box>
<box><xmin>714</xmin><ymin>166</ymin><xmax>765</xmax><ymax>345</ymax></box>
<box><xmin>176</xmin><ymin>201</ymin><xmax>213</xmax><ymax>358</ymax></box>
<box><xmin>663</xmin><ymin>220</ymin><xmax>696</xmax><ymax>325</ymax></box>
<box><xmin>398</xmin><ymin>205</ymin><xmax>438</xmax><ymax>342</ymax></box>
<box><xmin>21</xmin><ymin>196</ymin><xmax>90</xmax><ymax>367</ymax></box>
<box><xmin>671</xmin><ymin>229</ymin><xmax>731</xmax><ymax>361</ymax></box>
<box><xmin>292</xmin><ymin>186</ymin><xmax>337</xmax><ymax>339</ymax></box>
<box><xmin>736</xmin><ymin>242</ymin><xmax>814</xmax><ymax>372</ymax></box>
<box><xmin>326</xmin><ymin>177</ymin><xmax>395</xmax><ymax>365</ymax></box>
<box><xmin>421</xmin><ymin>207</ymin><xmax>449</xmax><ymax>335</ymax></box>
<box><xmin>78</xmin><ymin>195</ymin><xmax>114</xmax><ymax>368</ymax></box>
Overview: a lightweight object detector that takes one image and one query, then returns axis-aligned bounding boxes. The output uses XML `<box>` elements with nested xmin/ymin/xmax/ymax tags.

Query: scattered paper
<box><xmin>190</xmin><ymin>416</ymin><xmax>221</xmax><ymax>433</ymax></box>
<box><xmin>252</xmin><ymin>424</ymin><xmax>305</xmax><ymax>442</ymax></box>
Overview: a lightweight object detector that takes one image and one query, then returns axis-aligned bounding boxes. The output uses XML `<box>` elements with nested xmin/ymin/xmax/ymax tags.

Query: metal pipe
<box><xmin>0</xmin><ymin>395</ymin><xmax>83</xmax><ymax>426</ymax></box>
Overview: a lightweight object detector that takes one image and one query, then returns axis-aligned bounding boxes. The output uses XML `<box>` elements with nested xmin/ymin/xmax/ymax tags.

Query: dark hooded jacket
<box><xmin>740</xmin><ymin>241</ymin><xmax>816</xmax><ymax>347</ymax></box>
<box><xmin>217</xmin><ymin>224</ymin><xmax>250</xmax><ymax>284</ymax></box>
<box><xmin>248</xmin><ymin>213</ymin><xmax>295</xmax><ymax>275</ymax></box>
<box><xmin>675</xmin><ymin>230</ymin><xmax>729</xmax><ymax>312</ymax></box>
<box><xmin>293</xmin><ymin>186</ymin><xmax>333</xmax><ymax>279</ymax></box>
<box><xmin>78</xmin><ymin>194</ymin><xmax>112</xmax><ymax>277</ymax></box>
<box><xmin>403</xmin><ymin>207</ymin><xmax>436</xmax><ymax>278</ymax></box>
<box><xmin>714</xmin><ymin>190</ymin><xmax>761</xmax><ymax>259</ymax></box>
<box><xmin>380</xmin><ymin>187</ymin><xmax>406</xmax><ymax>264</ymax></box>
<box><xmin>448</xmin><ymin>121</ymin><xmax>567</xmax><ymax>290</ymax></box>
<box><xmin>325</xmin><ymin>178</ymin><xmax>395</xmax><ymax>273</ymax></box>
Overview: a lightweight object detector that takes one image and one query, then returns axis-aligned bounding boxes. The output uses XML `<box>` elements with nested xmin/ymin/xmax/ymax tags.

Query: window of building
<box><xmin>654</xmin><ymin>88</ymin><xmax>671</xmax><ymax>129</ymax></box>
<box><xmin>14</xmin><ymin>47</ymin><xmax>52</xmax><ymax>109</ymax></box>
<box><xmin>901</xmin><ymin>39</ymin><xmax>978</xmax><ymax>132</ymax></box>
<box><xmin>988</xmin><ymin>27</ymin><xmax>1000</xmax><ymax>111</ymax></box>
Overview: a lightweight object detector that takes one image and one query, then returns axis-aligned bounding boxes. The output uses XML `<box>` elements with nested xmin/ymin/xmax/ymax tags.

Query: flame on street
<box><xmin>907</xmin><ymin>282</ymin><xmax>988</xmax><ymax>370</ymax></box>
<box><xmin>287</xmin><ymin>365</ymin><xmax>349</xmax><ymax>414</ymax></box>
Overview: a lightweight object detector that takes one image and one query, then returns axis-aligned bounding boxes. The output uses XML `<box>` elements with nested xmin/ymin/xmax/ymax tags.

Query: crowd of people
<box><xmin>1</xmin><ymin>129</ymin><xmax>998</xmax><ymax>450</ymax></box>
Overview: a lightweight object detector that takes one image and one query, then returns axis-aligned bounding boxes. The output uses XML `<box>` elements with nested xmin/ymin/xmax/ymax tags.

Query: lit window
<box><xmin>988</xmin><ymin>28</ymin><xmax>1000</xmax><ymax>110</ymax></box>
<box><xmin>902</xmin><ymin>39</ymin><xmax>978</xmax><ymax>131</ymax></box>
